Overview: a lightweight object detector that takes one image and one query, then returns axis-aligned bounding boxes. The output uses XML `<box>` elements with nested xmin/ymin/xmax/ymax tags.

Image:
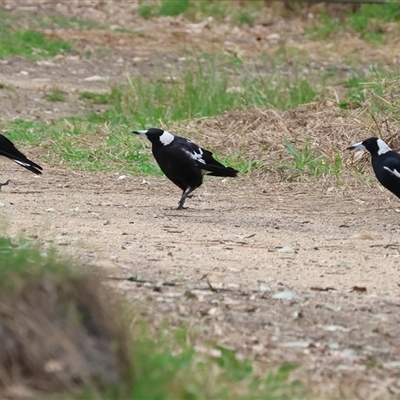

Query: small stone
<box><xmin>278</xmin><ymin>246</ymin><xmax>294</xmax><ymax>253</ymax></box>
<box><xmin>84</xmin><ymin>75</ymin><xmax>107</xmax><ymax>82</ymax></box>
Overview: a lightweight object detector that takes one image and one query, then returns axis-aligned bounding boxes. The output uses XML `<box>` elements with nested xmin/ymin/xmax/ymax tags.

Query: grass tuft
<box><xmin>79</xmin><ymin>91</ymin><xmax>111</xmax><ymax>105</ymax></box>
<box><xmin>284</xmin><ymin>139</ymin><xmax>342</xmax><ymax>179</ymax></box>
<box><xmin>159</xmin><ymin>0</ymin><xmax>191</xmax><ymax>16</ymax></box>
<box><xmin>0</xmin><ymin>28</ymin><xmax>70</xmax><ymax>59</ymax></box>
<box><xmin>44</xmin><ymin>87</ymin><xmax>66</xmax><ymax>102</ymax></box>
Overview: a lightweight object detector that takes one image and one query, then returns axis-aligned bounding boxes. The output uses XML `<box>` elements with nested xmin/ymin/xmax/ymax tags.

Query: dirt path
<box><xmin>1</xmin><ymin>168</ymin><xmax>400</xmax><ymax>396</ymax></box>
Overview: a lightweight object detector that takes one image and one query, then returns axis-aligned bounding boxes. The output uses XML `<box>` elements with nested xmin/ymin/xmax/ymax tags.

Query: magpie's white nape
<box><xmin>348</xmin><ymin>136</ymin><xmax>400</xmax><ymax>200</ymax></box>
<box><xmin>0</xmin><ymin>134</ymin><xmax>43</xmax><ymax>190</ymax></box>
<box><xmin>132</xmin><ymin>127</ymin><xmax>238</xmax><ymax>209</ymax></box>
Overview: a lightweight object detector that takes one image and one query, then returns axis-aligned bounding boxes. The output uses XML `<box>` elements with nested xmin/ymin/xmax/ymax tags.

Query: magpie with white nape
<box><xmin>0</xmin><ymin>134</ymin><xmax>42</xmax><ymax>189</ymax></box>
<box><xmin>347</xmin><ymin>137</ymin><xmax>400</xmax><ymax>199</ymax></box>
<box><xmin>133</xmin><ymin>128</ymin><xmax>238</xmax><ymax>209</ymax></box>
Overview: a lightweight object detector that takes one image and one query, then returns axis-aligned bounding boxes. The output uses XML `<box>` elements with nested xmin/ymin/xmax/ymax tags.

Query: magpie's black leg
<box><xmin>177</xmin><ymin>189</ymin><xmax>188</xmax><ymax>210</ymax></box>
<box><xmin>0</xmin><ymin>180</ymin><xmax>10</xmax><ymax>191</ymax></box>
<box><xmin>177</xmin><ymin>187</ymin><xmax>196</xmax><ymax>210</ymax></box>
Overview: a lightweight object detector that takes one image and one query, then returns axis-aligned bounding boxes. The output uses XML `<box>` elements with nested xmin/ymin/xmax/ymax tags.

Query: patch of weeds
<box><xmin>43</xmin><ymin>88</ymin><xmax>66</xmax><ymax>102</ymax></box>
<box><xmin>340</xmin><ymin>67</ymin><xmax>400</xmax><ymax>113</ymax></box>
<box><xmin>0</xmin><ymin>236</ymin><xmax>65</xmax><ymax>290</ymax></box>
<box><xmin>348</xmin><ymin>1</ymin><xmax>400</xmax><ymax>42</ymax></box>
<box><xmin>102</xmin><ymin>59</ymin><xmax>320</xmax><ymax>127</ymax></box>
<box><xmin>284</xmin><ymin>139</ymin><xmax>342</xmax><ymax>179</ymax></box>
<box><xmin>0</xmin><ymin>83</ymin><xmax>6</xmax><ymax>89</ymax></box>
<box><xmin>1</xmin><ymin>118</ymin><xmax>161</xmax><ymax>176</ymax></box>
<box><xmin>307</xmin><ymin>1</ymin><xmax>400</xmax><ymax>43</ymax></box>
<box><xmin>138</xmin><ymin>4</ymin><xmax>155</xmax><ymax>19</ymax></box>
<box><xmin>339</xmin><ymin>75</ymin><xmax>368</xmax><ymax>109</ymax></box>
<box><xmin>79</xmin><ymin>91</ymin><xmax>111</xmax><ymax>105</ymax></box>
<box><xmin>195</xmin><ymin>0</ymin><xmax>229</xmax><ymax>21</ymax></box>
<box><xmin>159</xmin><ymin>0</ymin><xmax>191</xmax><ymax>16</ymax></box>
<box><xmin>234</xmin><ymin>10</ymin><xmax>254</xmax><ymax>26</ymax></box>
<box><xmin>132</xmin><ymin>327</ymin><xmax>302</xmax><ymax>400</ymax></box>
<box><xmin>0</xmin><ymin>29</ymin><xmax>70</xmax><ymax>59</ymax></box>
<box><xmin>306</xmin><ymin>12</ymin><xmax>341</xmax><ymax>40</ymax></box>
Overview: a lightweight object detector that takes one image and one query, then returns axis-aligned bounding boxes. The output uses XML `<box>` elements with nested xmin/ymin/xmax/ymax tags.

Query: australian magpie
<box><xmin>347</xmin><ymin>137</ymin><xmax>400</xmax><ymax>199</ymax></box>
<box><xmin>0</xmin><ymin>134</ymin><xmax>42</xmax><ymax>189</ymax></box>
<box><xmin>133</xmin><ymin>128</ymin><xmax>238</xmax><ymax>209</ymax></box>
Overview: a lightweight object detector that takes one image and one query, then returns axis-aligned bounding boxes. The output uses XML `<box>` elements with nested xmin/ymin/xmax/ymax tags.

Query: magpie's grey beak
<box><xmin>347</xmin><ymin>142</ymin><xmax>365</xmax><ymax>151</ymax></box>
<box><xmin>132</xmin><ymin>130</ymin><xmax>148</xmax><ymax>137</ymax></box>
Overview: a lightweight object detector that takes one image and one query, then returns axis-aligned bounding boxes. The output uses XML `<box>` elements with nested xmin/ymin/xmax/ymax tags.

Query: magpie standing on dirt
<box><xmin>0</xmin><ymin>134</ymin><xmax>42</xmax><ymax>189</ymax></box>
<box><xmin>133</xmin><ymin>128</ymin><xmax>238</xmax><ymax>209</ymax></box>
<box><xmin>347</xmin><ymin>137</ymin><xmax>400</xmax><ymax>199</ymax></box>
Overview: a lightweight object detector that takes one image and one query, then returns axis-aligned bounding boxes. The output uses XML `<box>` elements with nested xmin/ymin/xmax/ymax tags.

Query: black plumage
<box><xmin>347</xmin><ymin>136</ymin><xmax>400</xmax><ymax>199</ymax></box>
<box><xmin>133</xmin><ymin>128</ymin><xmax>238</xmax><ymax>209</ymax></box>
<box><xmin>0</xmin><ymin>134</ymin><xmax>42</xmax><ymax>189</ymax></box>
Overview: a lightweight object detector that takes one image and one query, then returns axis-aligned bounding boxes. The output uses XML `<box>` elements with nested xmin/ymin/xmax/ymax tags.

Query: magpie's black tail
<box><xmin>0</xmin><ymin>134</ymin><xmax>42</xmax><ymax>175</ymax></box>
<box><xmin>14</xmin><ymin>158</ymin><xmax>43</xmax><ymax>175</ymax></box>
<box><xmin>203</xmin><ymin>164</ymin><xmax>239</xmax><ymax>177</ymax></box>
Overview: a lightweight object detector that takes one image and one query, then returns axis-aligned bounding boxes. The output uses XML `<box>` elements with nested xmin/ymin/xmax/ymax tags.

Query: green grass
<box><xmin>0</xmin><ymin>55</ymin><xmax>324</xmax><ymax>176</ymax></box>
<box><xmin>307</xmin><ymin>1</ymin><xmax>400</xmax><ymax>43</ymax></box>
<box><xmin>138</xmin><ymin>0</ymin><xmax>264</xmax><ymax>25</ymax></box>
<box><xmin>138</xmin><ymin>4</ymin><xmax>155</xmax><ymax>19</ymax></box>
<box><xmin>159</xmin><ymin>0</ymin><xmax>191</xmax><ymax>16</ymax></box>
<box><xmin>0</xmin><ymin>236</ymin><xmax>66</xmax><ymax>291</ymax></box>
<box><xmin>79</xmin><ymin>91</ymin><xmax>111</xmax><ymax>105</ymax></box>
<box><xmin>0</xmin><ymin>234</ymin><xmax>302</xmax><ymax>399</ymax></box>
<box><xmin>1</xmin><ymin>118</ymin><xmax>162</xmax><ymax>176</ymax></box>
<box><xmin>0</xmin><ymin>28</ymin><xmax>70</xmax><ymax>59</ymax></box>
<box><xmin>44</xmin><ymin>88</ymin><xmax>66</xmax><ymax>102</ymax></box>
<box><xmin>101</xmin><ymin>59</ymin><xmax>320</xmax><ymax>127</ymax></box>
<box><xmin>339</xmin><ymin>68</ymin><xmax>400</xmax><ymax>115</ymax></box>
<box><xmin>284</xmin><ymin>139</ymin><xmax>342</xmax><ymax>179</ymax></box>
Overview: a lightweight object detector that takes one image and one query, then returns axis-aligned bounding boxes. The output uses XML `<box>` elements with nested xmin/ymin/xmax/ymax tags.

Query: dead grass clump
<box><xmin>168</xmin><ymin>98</ymin><xmax>400</xmax><ymax>185</ymax></box>
<box><xmin>0</xmin><ymin>271</ymin><xmax>130</xmax><ymax>395</ymax></box>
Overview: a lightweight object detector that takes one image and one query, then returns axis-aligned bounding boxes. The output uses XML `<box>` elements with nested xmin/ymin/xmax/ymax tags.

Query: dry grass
<box><xmin>166</xmin><ymin>100</ymin><xmax>397</xmax><ymax>179</ymax></box>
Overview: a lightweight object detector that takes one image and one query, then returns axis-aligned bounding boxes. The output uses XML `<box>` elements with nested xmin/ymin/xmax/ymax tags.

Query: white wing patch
<box><xmin>185</xmin><ymin>147</ymin><xmax>206</xmax><ymax>165</ymax></box>
<box><xmin>377</xmin><ymin>139</ymin><xmax>391</xmax><ymax>155</ymax></box>
<box><xmin>383</xmin><ymin>166</ymin><xmax>400</xmax><ymax>179</ymax></box>
<box><xmin>159</xmin><ymin>130</ymin><xmax>174</xmax><ymax>146</ymax></box>
<box><xmin>13</xmin><ymin>159</ymin><xmax>30</xmax><ymax>167</ymax></box>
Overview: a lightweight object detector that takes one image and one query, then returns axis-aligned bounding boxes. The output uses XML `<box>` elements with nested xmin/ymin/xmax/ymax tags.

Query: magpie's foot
<box><xmin>0</xmin><ymin>180</ymin><xmax>11</xmax><ymax>191</ymax></box>
<box><xmin>176</xmin><ymin>204</ymin><xmax>188</xmax><ymax>210</ymax></box>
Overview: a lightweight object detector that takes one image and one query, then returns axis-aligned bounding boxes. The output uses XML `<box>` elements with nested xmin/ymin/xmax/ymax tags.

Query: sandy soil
<box><xmin>1</xmin><ymin>2</ymin><xmax>400</xmax><ymax>397</ymax></box>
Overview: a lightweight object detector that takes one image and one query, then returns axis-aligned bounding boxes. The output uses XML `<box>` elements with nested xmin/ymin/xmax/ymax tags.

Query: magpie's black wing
<box><xmin>0</xmin><ymin>134</ymin><xmax>42</xmax><ymax>175</ymax></box>
<box><xmin>380</xmin><ymin>154</ymin><xmax>400</xmax><ymax>177</ymax></box>
<box><xmin>181</xmin><ymin>138</ymin><xmax>238</xmax><ymax>177</ymax></box>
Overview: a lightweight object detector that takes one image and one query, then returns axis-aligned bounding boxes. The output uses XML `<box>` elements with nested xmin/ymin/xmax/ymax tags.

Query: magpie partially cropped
<box><xmin>347</xmin><ymin>137</ymin><xmax>400</xmax><ymax>199</ymax></box>
<box><xmin>0</xmin><ymin>134</ymin><xmax>42</xmax><ymax>189</ymax></box>
<box><xmin>133</xmin><ymin>128</ymin><xmax>238</xmax><ymax>209</ymax></box>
